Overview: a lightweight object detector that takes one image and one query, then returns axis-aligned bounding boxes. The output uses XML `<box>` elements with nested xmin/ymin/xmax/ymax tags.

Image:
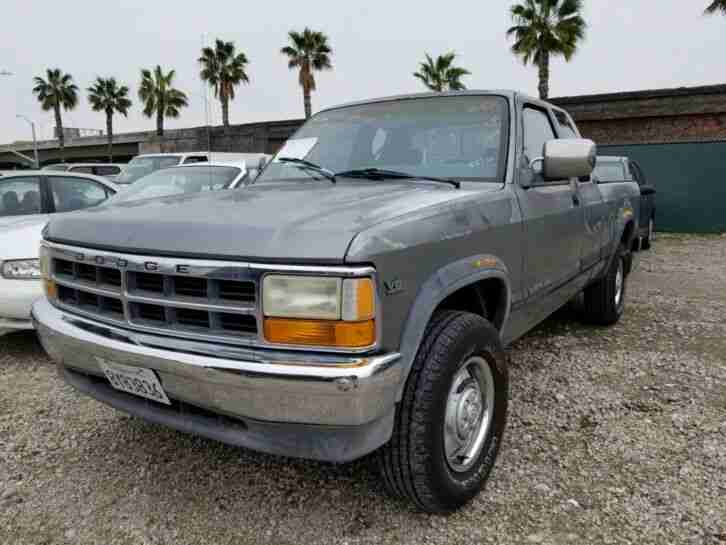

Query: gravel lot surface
<box><xmin>2</xmin><ymin>234</ymin><xmax>725</xmax><ymax>545</ymax></box>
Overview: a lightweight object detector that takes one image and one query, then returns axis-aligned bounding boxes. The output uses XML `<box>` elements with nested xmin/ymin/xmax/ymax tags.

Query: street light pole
<box><xmin>17</xmin><ymin>115</ymin><xmax>39</xmax><ymax>168</ymax></box>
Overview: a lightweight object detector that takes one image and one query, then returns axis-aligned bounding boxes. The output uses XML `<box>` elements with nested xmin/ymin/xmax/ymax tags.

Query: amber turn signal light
<box><xmin>44</xmin><ymin>279</ymin><xmax>58</xmax><ymax>300</ymax></box>
<box><xmin>263</xmin><ymin>318</ymin><xmax>376</xmax><ymax>348</ymax></box>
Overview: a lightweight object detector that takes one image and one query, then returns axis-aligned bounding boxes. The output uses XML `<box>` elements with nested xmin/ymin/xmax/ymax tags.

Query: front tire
<box><xmin>583</xmin><ymin>243</ymin><xmax>629</xmax><ymax>325</ymax></box>
<box><xmin>377</xmin><ymin>311</ymin><xmax>508</xmax><ymax>513</ymax></box>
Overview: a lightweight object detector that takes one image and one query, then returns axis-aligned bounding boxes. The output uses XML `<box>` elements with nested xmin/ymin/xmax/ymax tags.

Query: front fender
<box><xmin>393</xmin><ymin>253</ymin><xmax>511</xmax><ymax>401</ymax></box>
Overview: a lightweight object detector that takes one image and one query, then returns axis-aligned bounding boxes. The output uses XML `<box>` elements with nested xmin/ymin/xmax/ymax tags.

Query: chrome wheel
<box><xmin>444</xmin><ymin>356</ymin><xmax>495</xmax><ymax>473</ymax></box>
<box><xmin>614</xmin><ymin>258</ymin><xmax>624</xmax><ymax>307</ymax></box>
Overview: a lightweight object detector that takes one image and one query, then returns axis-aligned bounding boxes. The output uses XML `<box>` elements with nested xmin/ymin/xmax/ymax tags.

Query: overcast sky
<box><xmin>1</xmin><ymin>0</ymin><xmax>724</xmax><ymax>143</ymax></box>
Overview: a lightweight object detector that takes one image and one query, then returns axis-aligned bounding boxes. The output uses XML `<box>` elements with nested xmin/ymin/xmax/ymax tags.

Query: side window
<box><xmin>523</xmin><ymin>107</ymin><xmax>556</xmax><ymax>164</ymax></box>
<box><xmin>69</xmin><ymin>165</ymin><xmax>94</xmax><ymax>174</ymax></box>
<box><xmin>94</xmin><ymin>166</ymin><xmax>121</xmax><ymax>176</ymax></box>
<box><xmin>554</xmin><ymin>110</ymin><xmax>578</xmax><ymax>138</ymax></box>
<box><xmin>0</xmin><ymin>177</ymin><xmax>42</xmax><ymax>217</ymax></box>
<box><xmin>183</xmin><ymin>156</ymin><xmax>208</xmax><ymax>164</ymax></box>
<box><xmin>49</xmin><ymin>177</ymin><xmax>110</xmax><ymax>213</ymax></box>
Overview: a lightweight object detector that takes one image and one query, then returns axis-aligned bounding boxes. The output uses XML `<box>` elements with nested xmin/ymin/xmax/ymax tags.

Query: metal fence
<box><xmin>599</xmin><ymin>141</ymin><xmax>726</xmax><ymax>233</ymax></box>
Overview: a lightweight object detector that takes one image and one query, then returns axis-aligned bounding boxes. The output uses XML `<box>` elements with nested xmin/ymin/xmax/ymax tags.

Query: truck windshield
<box><xmin>257</xmin><ymin>95</ymin><xmax>509</xmax><ymax>183</ymax></box>
<box><xmin>116</xmin><ymin>155</ymin><xmax>182</xmax><ymax>184</ymax></box>
<box><xmin>107</xmin><ymin>166</ymin><xmax>241</xmax><ymax>204</ymax></box>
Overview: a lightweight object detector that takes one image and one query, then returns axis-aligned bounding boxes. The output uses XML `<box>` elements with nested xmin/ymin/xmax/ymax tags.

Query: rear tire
<box><xmin>583</xmin><ymin>243</ymin><xmax>628</xmax><ymax>325</ymax></box>
<box><xmin>376</xmin><ymin>311</ymin><xmax>508</xmax><ymax>513</ymax></box>
<box><xmin>641</xmin><ymin>218</ymin><xmax>654</xmax><ymax>250</ymax></box>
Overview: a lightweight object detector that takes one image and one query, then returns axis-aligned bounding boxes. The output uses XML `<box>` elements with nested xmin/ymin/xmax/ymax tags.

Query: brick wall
<box><xmin>552</xmin><ymin>84</ymin><xmax>726</xmax><ymax>145</ymax></box>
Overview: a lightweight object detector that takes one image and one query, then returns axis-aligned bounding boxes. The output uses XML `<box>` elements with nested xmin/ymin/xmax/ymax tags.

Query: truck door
<box><xmin>513</xmin><ymin>105</ymin><xmax>586</xmax><ymax>320</ymax></box>
<box><xmin>552</xmin><ymin>109</ymin><xmax>607</xmax><ymax>280</ymax></box>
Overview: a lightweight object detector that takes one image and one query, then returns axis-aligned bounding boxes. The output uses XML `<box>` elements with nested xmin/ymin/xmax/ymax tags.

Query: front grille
<box><xmin>51</xmin><ymin>255</ymin><xmax>259</xmax><ymax>341</ymax></box>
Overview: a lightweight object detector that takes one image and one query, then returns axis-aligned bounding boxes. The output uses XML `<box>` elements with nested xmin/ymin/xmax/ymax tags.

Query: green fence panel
<box><xmin>599</xmin><ymin>141</ymin><xmax>726</xmax><ymax>233</ymax></box>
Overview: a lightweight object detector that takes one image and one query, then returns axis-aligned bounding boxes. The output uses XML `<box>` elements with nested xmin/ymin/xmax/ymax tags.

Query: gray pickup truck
<box><xmin>33</xmin><ymin>91</ymin><xmax>639</xmax><ymax>513</ymax></box>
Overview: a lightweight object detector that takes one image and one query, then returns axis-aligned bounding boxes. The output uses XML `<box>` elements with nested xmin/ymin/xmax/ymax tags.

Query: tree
<box><xmin>281</xmin><ymin>28</ymin><xmax>333</xmax><ymax>119</ymax></box>
<box><xmin>32</xmin><ymin>68</ymin><xmax>79</xmax><ymax>161</ymax></box>
<box><xmin>138</xmin><ymin>65</ymin><xmax>189</xmax><ymax>136</ymax></box>
<box><xmin>199</xmin><ymin>39</ymin><xmax>250</xmax><ymax>127</ymax></box>
<box><xmin>413</xmin><ymin>52</ymin><xmax>470</xmax><ymax>92</ymax></box>
<box><xmin>87</xmin><ymin>77</ymin><xmax>132</xmax><ymax>162</ymax></box>
<box><xmin>506</xmin><ymin>0</ymin><xmax>586</xmax><ymax>100</ymax></box>
<box><xmin>705</xmin><ymin>0</ymin><xmax>726</xmax><ymax>14</ymax></box>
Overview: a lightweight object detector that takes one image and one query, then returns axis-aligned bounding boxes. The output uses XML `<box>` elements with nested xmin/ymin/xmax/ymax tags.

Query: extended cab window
<box><xmin>0</xmin><ymin>177</ymin><xmax>42</xmax><ymax>217</ymax></box>
<box><xmin>523</xmin><ymin>107</ymin><xmax>556</xmax><ymax>163</ymax></box>
<box><xmin>49</xmin><ymin>176</ymin><xmax>110</xmax><ymax>212</ymax></box>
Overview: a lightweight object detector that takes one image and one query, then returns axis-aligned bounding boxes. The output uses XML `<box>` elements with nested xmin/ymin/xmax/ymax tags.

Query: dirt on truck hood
<box><xmin>43</xmin><ymin>180</ymin><xmax>490</xmax><ymax>263</ymax></box>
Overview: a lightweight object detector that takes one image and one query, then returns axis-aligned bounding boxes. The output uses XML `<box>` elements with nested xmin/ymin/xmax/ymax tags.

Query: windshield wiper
<box><xmin>334</xmin><ymin>168</ymin><xmax>460</xmax><ymax>189</ymax></box>
<box><xmin>277</xmin><ymin>157</ymin><xmax>336</xmax><ymax>183</ymax></box>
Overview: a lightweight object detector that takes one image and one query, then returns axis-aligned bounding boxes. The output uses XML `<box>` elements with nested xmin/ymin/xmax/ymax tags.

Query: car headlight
<box><xmin>1</xmin><ymin>258</ymin><xmax>42</xmax><ymax>280</ymax></box>
<box><xmin>262</xmin><ymin>275</ymin><xmax>376</xmax><ymax>349</ymax></box>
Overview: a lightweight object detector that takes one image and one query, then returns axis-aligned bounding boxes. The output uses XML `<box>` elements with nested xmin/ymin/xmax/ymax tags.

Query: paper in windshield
<box><xmin>274</xmin><ymin>138</ymin><xmax>318</xmax><ymax>161</ymax></box>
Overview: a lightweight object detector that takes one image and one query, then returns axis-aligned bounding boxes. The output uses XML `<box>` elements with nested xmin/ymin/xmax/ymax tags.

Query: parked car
<box><xmin>115</xmin><ymin>152</ymin><xmax>270</xmax><ymax>185</ymax></box>
<box><xmin>0</xmin><ymin>171</ymin><xmax>117</xmax><ymax>335</ymax></box>
<box><xmin>594</xmin><ymin>156</ymin><xmax>656</xmax><ymax>249</ymax></box>
<box><xmin>33</xmin><ymin>91</ymin><xmax>639</xmax><ymax>513</ymax></box>
<box><xmin>42</xmin><ymin>163</ymin><xmax>125</xmax><ymax>182</ymax></box>
<box><xmin>106</xmin><ymin>162</ymin><xmax>256</xmax><ymax>204</ymax></box>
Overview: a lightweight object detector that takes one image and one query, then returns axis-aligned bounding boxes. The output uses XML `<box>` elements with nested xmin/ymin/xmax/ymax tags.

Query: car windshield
<box><xmin>116</xmin><ymin>155</ymin><xmax>182</xmax><ymax>184</ymax></box>
<box><xmin>108</xmin><ymin>166</ymin><xmax>242</xmax><ymax>204</ymax></box>
<box><xmin>257</xmin><ymin>95</ymin><xmax>509</xmax><ymax>183</ymax></box>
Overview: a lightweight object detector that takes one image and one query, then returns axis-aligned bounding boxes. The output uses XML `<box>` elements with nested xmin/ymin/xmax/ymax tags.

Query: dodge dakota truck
<box><xmin>33</xmin><ymin>91</ymin><xmax>640</xmax><ymax>513</ymax></box>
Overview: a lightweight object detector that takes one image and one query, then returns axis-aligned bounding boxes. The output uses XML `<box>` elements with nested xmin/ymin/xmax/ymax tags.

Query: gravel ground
<box><xmin>2</xmin><ymin>234</ymin><xmax>725</xmax><ymax>545</ymax></box>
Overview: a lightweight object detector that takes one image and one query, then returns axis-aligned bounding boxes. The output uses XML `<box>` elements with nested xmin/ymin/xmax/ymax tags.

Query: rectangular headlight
<box><xmin>1</xmin><ymin>259</ymin><xmax>42</xmax><ymax>280</ymax></box>
<box><xmin>263</xmin><ymin>275</ymin><xmax>342</xmax><ymax>320</ymax></box>
<box><xmin>262</xmin><ymin>274</ymin><xmax>377</xmax><ymax>349</ymax></box>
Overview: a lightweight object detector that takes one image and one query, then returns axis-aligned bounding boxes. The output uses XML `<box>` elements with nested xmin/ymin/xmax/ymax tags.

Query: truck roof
<box><xmin>318</xmin><ymin>90</ymin><xmax>552</xmax><ymax>114</ymax></box>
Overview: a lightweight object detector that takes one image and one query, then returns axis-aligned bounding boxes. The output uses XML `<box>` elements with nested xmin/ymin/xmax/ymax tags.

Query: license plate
<box><xmin>96</xmin><ymin>357</ymin><xmax>171</xmax><ymax>405</ymax></box>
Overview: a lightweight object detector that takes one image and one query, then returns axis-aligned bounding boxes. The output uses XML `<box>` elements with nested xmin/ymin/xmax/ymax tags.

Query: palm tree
<box><xmin>32</xmin><ymin>68</ymin><xmax>79</xmax><ymax>161</ymax></box>
<box><xmin>506</xmin><ymin>0</ymin><xmax>587</xmax><ymax>100</ymax></box>
<box><xmin>281</xmin><ymin>28</ymin><xmax>333</xmax><ymax>119</ymax></box>
<box><xmin>87</xmin><ymin>77</ymin><xmax>132</xmax><ymax>162</ymax></box>
<box><xmin>138</xmin><ymin>65</ymin><xmax>189</xmax><ymax>136</ymax></box>
<box><xmin>705</xmin><ymin>0</ymin><xmax>726</xmax><ymax>14</ymax></box>
<box><xmin>413</xmin><ymin>52</ymin><xmax>470</xmax><ymax>92</ymax></box>
<box><xmin>199</xmin><ymin>39</ymin><xmax>250</xmax><ymax>127</ymax></box>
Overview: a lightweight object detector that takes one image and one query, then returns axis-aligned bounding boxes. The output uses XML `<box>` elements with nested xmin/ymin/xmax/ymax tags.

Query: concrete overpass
<box><xmin>0</xmin><ymin>119</ymin><xmax>305</xmax><ymax>169</ymax></box>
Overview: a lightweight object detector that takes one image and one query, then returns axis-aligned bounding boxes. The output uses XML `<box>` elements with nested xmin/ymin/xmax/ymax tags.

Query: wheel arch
<box><xmin>393</xmin><ymin>254</ymin><xmax>511</xmax><ymax>401</ymax></box>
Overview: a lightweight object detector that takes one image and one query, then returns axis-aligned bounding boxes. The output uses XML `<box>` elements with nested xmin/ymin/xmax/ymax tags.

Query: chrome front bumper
<box><xmin>32</xmin><ymin>298</ymin><xmax>403</xmax><ymax>461</ymax></box>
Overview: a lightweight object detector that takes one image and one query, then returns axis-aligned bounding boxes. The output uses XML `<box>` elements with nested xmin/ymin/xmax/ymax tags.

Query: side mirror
<box><xmin>536</xmin><ymin>138</ymin><xmax>596</xmax><ymax>181</ymax></box>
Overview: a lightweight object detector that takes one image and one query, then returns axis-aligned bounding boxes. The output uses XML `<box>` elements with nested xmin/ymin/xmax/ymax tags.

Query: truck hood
<box><xmin>44</xmin><ymin>181</ymin><xmax>492</xmax><ymax>262</ymax></box>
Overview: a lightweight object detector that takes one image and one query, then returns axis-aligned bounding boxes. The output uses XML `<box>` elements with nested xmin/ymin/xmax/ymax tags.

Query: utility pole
<box><xmin>17</xmin><ymin>115</ymin><xmax>40</xmax><ymax>168</ymax></box>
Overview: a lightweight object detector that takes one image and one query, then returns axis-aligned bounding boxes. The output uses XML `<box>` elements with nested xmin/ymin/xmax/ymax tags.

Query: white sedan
<box><xmin>0</xmin><ymin>170</ymin><xmax>118</xmax><ymax>335</ymax></box>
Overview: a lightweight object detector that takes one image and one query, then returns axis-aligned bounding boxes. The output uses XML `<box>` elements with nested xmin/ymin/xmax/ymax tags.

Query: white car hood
<box><xmin>0</xmin><ymin>216</ymin><xmax>48</xmax><ymax>260</ymax></box>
